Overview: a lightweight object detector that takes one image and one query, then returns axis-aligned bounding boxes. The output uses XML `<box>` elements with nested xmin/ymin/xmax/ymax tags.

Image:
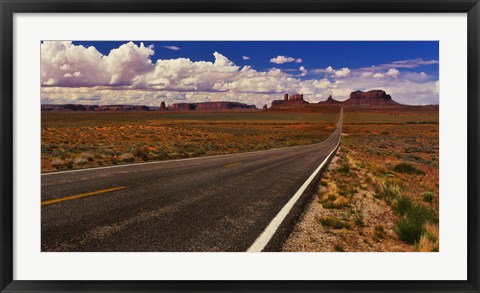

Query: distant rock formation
<box><xmin>271</xmin><ymin>93</ymin><xmax>308</xmax><ymax>107</ymax></box>
<box><xmin>319</xmin><ymin>95</ymin><xmax>342</xmax><ymax>105</ymax></box>
<box><xmin>343</xmin><ymin>90</ymin><xmax>398</xmax><ymax>105</ymax></box>
<box><xmin>171</xmin><ymin>103</ymin><xmax>196</xmax><ymax>110</ymax></box>
<box><xmin>170</xmin><ymin>101</ymin><xmax>256</xmax><ymax>111</ymax></box>
<box><xmin>41</xmin><ymin>104</ymin><xmax>99</xmax><ymax>111</ymax></box>
<box><xmin>41</xmin><ymin>104</ymin><xmax>150</xmax><ymax>111</ymax></box>
<box><xmin>42</xmin><ymin>101</ymin><xmax>258</xmax><ymax>112</ymax></box>
<box><xmin>160</xmin><ymin>101</ymin><xmax>166</xmax><ymax>110</ymax></box>
<box><xmin>271</xmin><ymin>100</ymin><xmax>283</xmax><ymax>107</ymax></box>
<box><xmin>268</xmin><ymin>90</ymin><xmax>401</xmax><ymax>110</ymax></box>
<box><xmin>41</xmin><ymin>90</ymin><xmax>401</xmax><ymax>113</ymax></box>
<box><xmin>289</xmin><ymin>94</ymin><xmax>305</xmax><ymax>101</ymax></box>
<box><xmin>97</xmin><ymin>105</ymin><xmax>151</xmax><ymax>111</ymax></box>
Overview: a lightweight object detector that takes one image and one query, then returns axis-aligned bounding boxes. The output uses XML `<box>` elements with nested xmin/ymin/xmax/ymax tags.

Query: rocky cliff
<box><xmin>97</xmin><ymin>105</ymin><xmax>151</xmax><ymax>111</ymax></box>
<box><xmin>171</xmin><ymin>101</ymin><xmax>256</xmax><ymax>111</ymax></box>
<box><xmin>271</xmin><ymin>93</ymin><xmax>308</xmax><ymax>107</ymax></box>
<box><xmin>160</xmin><ymin>101</ymin><xmax>167</xmax><ymax>111</ymax></box>
<box><xmin>343</xmin><ymin>90</ymin><xmax>399</xmax><ymax>105</ymax></box>
<box><xmin>41</xmin><ymin>104</ymin><xmax>99</xmax><ymax>111</ymax></box>
<box><xmin>41</xmin><ymin>104</ymin><xmax>151</xmax><ymax>111</ymax></box>
<box><xmin>318</xmin><ymin>95</ymin><xmax>342</xmax><ymax>105</ymax></box>
<box><xmin>268</xmin><ymin>90</ymin><xmax>401</xmax><ymax>111</ymax></box>
<box><xmin>41</xmin><ymin>101</ymin><xmax>256</xmax><ymax>112</ymax></box>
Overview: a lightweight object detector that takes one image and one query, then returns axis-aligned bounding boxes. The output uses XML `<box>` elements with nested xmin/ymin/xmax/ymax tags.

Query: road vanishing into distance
<box><xmin>41</xmin><ymin>109</ymin><xmax>343</xmax><ymax>252</ymax></box>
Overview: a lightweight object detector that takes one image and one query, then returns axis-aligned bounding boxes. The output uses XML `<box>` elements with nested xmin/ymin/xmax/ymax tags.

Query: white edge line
<box><xmin>246</xmin><ymin>130</ymin><xmax>341</xmax><ymax>252</ymax></box>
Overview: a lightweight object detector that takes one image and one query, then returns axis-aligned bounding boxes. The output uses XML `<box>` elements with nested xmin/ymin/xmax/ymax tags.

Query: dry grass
<box><xmin>42</xmin><ymin>111</ymin><xmax>338</xmax><ymax>172</ymax></box>
<box><xmin>418</xmin><ymin>223</ymin><xmax>439</xmax><ymax>252</ymax></box>
<box><xmin>283</xmin><ymin>107</ymin><xmax>439</xmax><ymax>252</ymax></box>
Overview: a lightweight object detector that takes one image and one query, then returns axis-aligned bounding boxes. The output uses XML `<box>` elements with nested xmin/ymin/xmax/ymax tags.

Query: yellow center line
<box><xmin>41</xmin><ymin>186</ymin><xmax>126</xmax><ymax>206</ymax></box>
<box><xmin>224</xmin><ymin>162</ymin><xmax>242</xmax><ymax>168</ymax></box>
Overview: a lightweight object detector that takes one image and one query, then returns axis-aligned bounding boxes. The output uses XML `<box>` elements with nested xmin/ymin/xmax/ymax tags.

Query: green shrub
<box><xmin>394</xmin><ymin>195</ymin><xmax>413</xmax><ymax>216</ymax></box>
<box><xmin>421</xmin><ymin>191</ymin><xmax>436</xmax><ymax>203</ymax></box>
<box><xmin>319</xmin><ymin>217</ymin><xmax>352</xmax><ymax>230</ymax></box>
<box><xmin>373</xmin><ymin>225</ymin><xmax>387</xmax><ymax>242</ymax></box>
<box><xmin>395</xmin><ymin>204</ymin><xmax>435</xmax><ymax>244</ymax></box>
<box><xmin>404</xmin><ymin>147</ymin><xmax>435</xmax><ymax>154</ymax></box>
<box><xmin>392</xmin><ymin>162</ymin><xmax>426</xmax><ymax>175</ymax></box>
<box><xmin>376</xmin><ymin>180</ymin><xmax>402</xmax><ymax>204</ymax></box>
<box><xmin>395</xmin><ymin>218</ymin><xmax>424</xmax><ymax>244</ymax></box>
<box><xmin>65</xmin><ymin>161</ymin><xmax>73</xmax><ymax>169</ymax></box>
<box><xmin>402</xmin><ymin>154</ymin><xmax>424</xmax><ymax>163</ymax></box>
<box><xmin>338</xmin><ymin>163</ymin><xmax>350</xmax><ymax>174</ymax></box>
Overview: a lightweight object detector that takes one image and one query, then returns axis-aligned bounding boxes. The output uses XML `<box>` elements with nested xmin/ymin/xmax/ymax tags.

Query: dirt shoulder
<box><xmin>283</xmin><ymin>109</ymin><xmax>439</xmax><ymax>252</ymax></box>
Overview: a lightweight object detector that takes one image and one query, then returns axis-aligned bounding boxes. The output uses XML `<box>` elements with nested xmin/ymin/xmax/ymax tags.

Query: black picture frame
<box><xmin>1</xmin><ymin>0</ymin><xmax>479</xmax><ymax>292</ymax></box>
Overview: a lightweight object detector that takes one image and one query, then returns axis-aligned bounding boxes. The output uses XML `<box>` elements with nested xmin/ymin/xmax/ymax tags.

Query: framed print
<box><xmin>1</xmin><ymin>0</ymin><xmax>479</xmax><ymax>292</ymax></box>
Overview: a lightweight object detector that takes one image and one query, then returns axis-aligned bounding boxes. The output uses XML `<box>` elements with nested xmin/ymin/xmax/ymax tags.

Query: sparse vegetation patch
<box><xmin>283</xmin><ymin>107</ymin><xmax>438</xmax><ymax>252</ymax></box>
<box><xmin>392</xmin><ymin>162</ymin><xmax>426</xmax><ymax>175</ymax></box>
<box><xmin>42</xmin><ymin>112</ymin><xmax>337</xmax><ymax>172</ymax></box>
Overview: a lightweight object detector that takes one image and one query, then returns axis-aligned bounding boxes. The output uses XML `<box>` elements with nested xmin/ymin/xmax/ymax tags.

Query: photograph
<box><xmin>40</xmin><ymin>40</ymin><xmax>439</xmax><ymax>252</ymax></box>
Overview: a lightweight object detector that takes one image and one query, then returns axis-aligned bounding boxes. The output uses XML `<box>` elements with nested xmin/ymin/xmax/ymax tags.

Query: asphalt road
<box><xmin>41</xmin><ymin>109</ymin><xmax>343</xmax><ymax>252</ymax></box>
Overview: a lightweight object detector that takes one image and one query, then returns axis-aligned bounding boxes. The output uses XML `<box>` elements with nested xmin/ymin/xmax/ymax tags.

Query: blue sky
<box><xmin>41</xmin><ymin>41</ymin><xmax>439</xmax><ymax>106</ymax></box>
<box><xmin>73</xmin><ymin>41</ymin><xmax>439</xmax><ymax>78</ymax></box>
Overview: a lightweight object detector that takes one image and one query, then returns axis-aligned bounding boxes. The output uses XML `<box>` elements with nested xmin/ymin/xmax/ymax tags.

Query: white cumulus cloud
<box><xmin>41</xmin><ymin>41</ymin><xmax>155</xmax><ymax>87</ymax></box>
<box><xmin>334</xmin><ymin>67</ymin><xmax>351</xmax><ymax>77</ymax></box>
<box><xmin>311</xmin><ymin>66</ymin><xmax>350</xmax><ymax>77</ymax></box>
<box><xmin>386</xmin><ymin>68</ymin><xmax>400</xmax><ymax>77</ymax></box>
<box><xmin>41</xmin><ymin>41</ymin><xmax>439</xmax><ymax>107</ymax></box>
<box><xmin>298</xmin><ymin>66</ymin><xmax>308</xmax><ymax>76</ymax></box>
<box><xmin>270</xmin><ymin>56</ymin><xmax>298</xmax><ymax>64</ymax></box>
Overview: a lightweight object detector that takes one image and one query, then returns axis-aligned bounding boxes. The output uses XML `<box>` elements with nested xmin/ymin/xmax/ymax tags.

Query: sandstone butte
<box><xmin>270</xmin><ymin>90</ymin><xmax>400</xmax><ymax>108</ymax></box>
<box><xmin>41</xmin><ymin>101</ymin><xmax>257</xmax><ymax>112</ymax></box>
<box><xmin>343</xmin><ymin>90</ymin><xmax>399</xmax><ymax>106</ymax></box>
<box><xmin>271</xmin><ymin>94</ymin><xmax>309</xmax><ymax>107</ymax></box>
<box><xmin>40</xmin><ymin>90</ymin><xmax>400</xmax><ymax>112</ymax></box>
<box><xmin>170</xmin><ymin>101</ymin><xmax>256</xmax><ymax>111</ymax></box>
<box><xmin>318</xmin><ymin>95</ymin><xmax>342</xmax><ymax>105</ymax></box>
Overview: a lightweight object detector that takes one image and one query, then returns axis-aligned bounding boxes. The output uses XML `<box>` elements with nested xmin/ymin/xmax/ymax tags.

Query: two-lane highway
<box><xmin>41</xmin><ymin>109</ymin><xmax>343</xmax><ymax>252</ymax></box>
